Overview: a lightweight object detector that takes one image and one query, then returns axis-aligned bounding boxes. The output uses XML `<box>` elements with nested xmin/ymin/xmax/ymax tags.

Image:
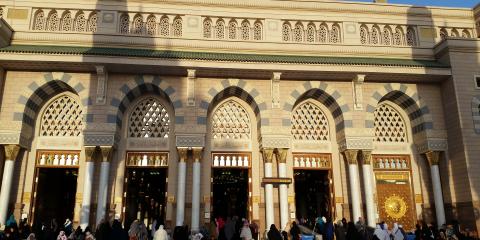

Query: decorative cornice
<box><xmin>84</xmin><ymin>134</ymin><xmax>116</xmax><ymax>147</ymax></box>
<box><xmin>0</xmin><ymin>45</ymin><xmax>449</xmax><ymax>69</ymax></box>
<box><xmin>0</xmin><ymin>132</ymin><xmax>29</xmax><ymax>149</ymax></box>
<box><xmin>338</xmin><ymin>137</ymin><xmax>373</xmax><ymax>152</ymax></box>
<box><xmin>176</xmin><ymin>134</ymin><xmax>205</xmax><ymax>148</ymax></box>
<box><xmin>416</xmin><ymin>138</ymin><xmax>448</xmax><ymax>153</ymax></box>
<box><xmin>260</xmin><ymin>136</ymin><xmax>291</xmax><ymax>149</ymax></box>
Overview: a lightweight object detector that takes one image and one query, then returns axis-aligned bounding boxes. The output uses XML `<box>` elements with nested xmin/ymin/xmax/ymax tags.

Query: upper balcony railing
<box><xmin>0</xmin><ymin>4</ymin><xmax>475</xmax><ymax>53</ymax></box>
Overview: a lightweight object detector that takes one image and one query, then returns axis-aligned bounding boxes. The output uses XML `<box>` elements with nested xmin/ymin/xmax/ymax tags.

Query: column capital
<box><xmin>177</xmin><ymin>147</ymin><xmax>188</xmax><ymax>162</ymax></box>
<box><xmin>425</xmin><ymin>151</ymin><xmax>442</xmax><ymax>166</ymax></box>
<box><xmin>343</xmin><ymin>149</ymin><xmax>359</xmax><ymax>165</ymax></box>
<box><xmin>85</xmin><ymin>146</ymin><xmax>97</xmax><ymax>162</ymax></box>
<box><xmin>262</xmin><ymin>148</ymin><xmax>275</xmax><ymax>163</ymax></box>
<box><xmin>274</xmin><ymin>148</ymin><xmax>288</xmax><ymax>163</ymax></box>
<box><xmin>361</xmin><ymin>150</ymin><xmax>372</xmax><ymax>165</ymax></box>
<box><xmin>3</xmin><ymin>145</ymin><xmax>21</xmax><ymax>161</ymax></box>
<box><xmin>99</xmin><ymin>146</ymin><xmax>113</xmax><ymax>162</ymax></box>
<box><xmin>192</xmin><ymin>147</ymin><xmax>203</xmax><ymax>162</ymax></box>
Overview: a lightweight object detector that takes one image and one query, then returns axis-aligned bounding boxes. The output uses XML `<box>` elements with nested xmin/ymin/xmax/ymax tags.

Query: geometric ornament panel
<box><xmin>374</xmin><ymin>103</ymin><xmax>407</xmax><ymax>143</ymax></box>
<box><xmin>212</xmin><ymin>100</ymin><xmax>251</xmax><ymax>140</ymax></box>
<box><xmin>40</xmin><ymin>95</ymin><xmax>83</xmax><ymax>137</ymax></box>
<box><xmin>291</xmin><ymin>101</ymin><xmax>329</xmax><ymax>141</ymax></box>
<box><xmin>128</xmin><ymin>97</ymin><xmax>170</xmax><ymax>138</ymax></box>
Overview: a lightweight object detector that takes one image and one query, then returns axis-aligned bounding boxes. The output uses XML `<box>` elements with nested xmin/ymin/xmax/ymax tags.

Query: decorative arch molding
<box><xmin>472</xmin><ymin>96</ymin><xmax>480</xmax><ymax>134</ymax></box>
<box><xmin>10</xmin><ymin>73</ymin><xmax>87</xmax><ymax>147</ymax></box>
<box><xmin>109</xmin><ymin>75</ymin><xmax>182</xmax><ymax>129</ymax></box>
<box><xmin>199</xmin><ymin>79</ymin><xmax>267</xmax><ymax>130</ymax></box>
<box><xmin>282</xmin><ymin>81</ymin><xmax>350</xmax><ymax>138</ymax></box>
<box><xmin>366</xmin><ymin>83</ymin><xmax>433</xmax><ymax>136</ymax></box>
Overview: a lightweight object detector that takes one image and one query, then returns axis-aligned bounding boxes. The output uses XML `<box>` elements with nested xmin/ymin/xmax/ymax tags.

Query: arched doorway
<box><xmin>290</xmin><ymin>100</ymin><xmax>335</xmax><ymax>227</ymax></box>
<box><xmin>373</xmin><ymin>101</ymin><xmax>416</xmax><ymax>230</ymax></box>
<box><xmin>30</xmin><ymin>93</ymin><xmax>83</xmax><ymax>227</ymax></box>
<box><xmin>121</xmin><ymin>96</ymin><xmax>172</xmax><ymax>228</ymax></box>
<box><xmin>209</xmin><ymin>98</ymin><xmax>255</xmax><ymax>222</ymax></box>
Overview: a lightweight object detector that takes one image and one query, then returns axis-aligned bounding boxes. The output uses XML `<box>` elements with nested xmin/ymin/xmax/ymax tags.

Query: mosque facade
<box><xmin>0</xmin><ymin>0</ymin><xmax>479</xmax><ymax>235</ymax></box>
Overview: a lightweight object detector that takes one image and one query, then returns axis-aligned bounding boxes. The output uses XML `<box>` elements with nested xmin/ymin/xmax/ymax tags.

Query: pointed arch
<box><xmin>228</xmin><ymin>20</ymin><xmax>238</xmax><ymax>39</ymax></box>
<box><xmin>383</xmin><ymin>26</ymin><xmax>393</xmax><ymax>45</ymax></box>
<box><xmin>172</xmin><ymin>16</ymin><xmax>182</xmax><ymax>37</ymax></box>
<box><xmin>461</xmin><ymin>29</ymin><xmax>471</xmax><ymax>38</ymax></box>
<box><xmin>451</xmin><ymin>28</ymin><xmax>459</xmax><ymax>37</ymax></box>
<box><xmin>60</xmin><ymin>11</ymin><xmax>72</xmax><ymax>32</ymax></box>
<box><xmin>360</xmin><ymin>24</ymin><xmax>369</xmax><ymax>45</ymax></box>
<box><xmin>119</xmin><ymin>13</ymin><xmax>130</xmax><ymax>34</ymax></box>
<box><xmin>293</xmin><ymin>22</ymin><xmax>304</xmax><ymax>42</ymax></box>
<box><xmin>215</xmin><ymin>18</ymin><xmax>225</xmax><ymax>39</ymax></box>
<box><xmin>282</xmin><ymin>22</ymin><xmax>292</xmax><ymax>42</ymax></box>
<box><xmin>128</xmin><ymin>96</ymin><xmax>171</xmax><ymax>138</ymax></box>
<box><xmin>330</xmin><ymin>24</ymin><xmax>341</xmax><ymax>43</ymax></box>
<box><xmin>160</xmin><ymin>15</ymin><xmax>170</xmax><ymax>37</ymax></box>
<box><xmin>374</xmin><ymin>102</ymin><xmax>408</xmax><ymax>143</ymax></box>
<box><xmin>406</xmin><ymin>26</ymin><xmax>417</xmax><ymax>46</ymax></box>
<box><xmin>371</xmin><ymin>25</ymin><xmax>381</xmax><ymax>45</ymax></box>
<box><xmin>241</xmin><ymin>20</ymin><xmax>250</xmax><ymax>40</ymax></box>
<box><xmin>211</xmin><ymin>99</ymin><xmax>251</xmax><ymax>140</ymax></box>
<box><xmin>146</xmin><ymin>15</ymin><xmax>157</xmax><ymax>35</ymax></box>
<box><xmin>291</xmin><ymin>100</ymin><xmax>330</xmax><ymax>141</ymax></box>
<box><xmin>306</xmin><ymin>23</ymin><xmax>316</xmax><ymax>43</ymax></box>
<box><xmin>203</xmin><ymin>17</ymin><xmax>213</xmax><ymax>38</ymax></box>
<box><xmin>87</xmin><ymin>12</ymin><xmax>98</xmax><ymax>32</ymax></box>
<box><xmin>39</xmin><ymin>94</ymin><xmax>84</xmax><ymax>137</ymax></box>
<box><xmin>33</xmin><ymin>9</ymin><xmax>46</xmax><ymax>31</ymax></box>
<box><xmin>253</xmin><ymin>20</ymin><xmax>262</xmax><ymax>40</ymax></box>
<box><xmin>393</xmin><ymin>26</ymin><xmax>404</xmax><ymax>45</ymax></box>
<box><xmin>439</xmin><ymin>28</ymin><xmax>448</xmax><ymax>40</ymax></box>
<box><xmin>366</xmin><ymin>85</ymin><xmax>433</xmax><ymax>137</ymax></box>
<box><xmin>132</xmin><ymin>14</ymin><xmax>143</xmax><ymax>34</ymax></box>
<box><xmin>46</xmin><ymin>10</ymin><xmax>59</xmax><ymax>31</ymax></box>
<box><xmin>74</xmin><ymin>11</ymin><xmax>87</xmax><ymax>32</ymax></box>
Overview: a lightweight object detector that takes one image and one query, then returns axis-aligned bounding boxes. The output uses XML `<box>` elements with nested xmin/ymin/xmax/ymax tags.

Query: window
<box><xmin>374</xmin><ymin>103</ymin><xmax>407</xmax><ymax>143</ymax></box>
<box><xmin>129</xmin><ymin>97</ymin><xmax>170</xmax><ymax>138</ymax></box>
<box><xmin>212</xmin><ymin>100</ymin><xmax>251</xmax><ymax>140</ymax></box>
<box><xmin>291</xmin><ymin>101</ymin><xmax>330</xmax><ymax>141</ymax></box>
<box><xmin>40</xmin><ymin>95</ymin><xmax>83</xmax><ymax>137</ymax></box>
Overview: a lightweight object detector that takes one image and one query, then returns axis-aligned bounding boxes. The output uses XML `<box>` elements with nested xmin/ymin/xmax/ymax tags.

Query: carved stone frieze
<box><xmin>292</xmin><ymin>140</ymin><xmax>331</xmax><ymax>152</ymax></box>
<box><xmin>84</xmin><ymin>134</ymin><xmax>115</xmax><ymax>146</ymax></box>
<box><xmin>0</xmin><ymin>132</ymin><xmax>29</xmax><ymax>149</ymax></box>
<box><xmin>271</xmin><ymin>72</ymin><xmax>281</xmax><ymax>109</ymax></box>
<box><xmin>212</xmin><ymin>139</ymin><xmax>251</xmax><ymax>151</ymax></box>
<box><xmin>37</xmin><ymin>136</ymin><xmax>82</xmax><ymax>150</ymax></box>
<box><xmin>127</xmin><ymin>138</ymin><xmax>169</xmax><ymax>150</ymax></box>
<box><xmin>338</xmin><ymin>137</ymin><xmax>373</xmax><ymax>152</ymax></box>
<box><xmin>416</xmin><ymin>138</ymin><xmax>447</xmax><ymax>153</ymax></box>
<box><xmin>176</xmin><ymin>134</ymin><xmax>205</xmax><ymax>148</ymax></box>
<box><xmin>260</xmin><ymin>136</ymin><xmax>291</xmax><ymax>149</ymax></box>
<box><xmin>353</xmin><ymin>74</ymin><xmax>365</xmax><ymax>111</ymax></box>
<box><xmin>95</xmin><ymin>66</ymin><xmax>108</xmax><ymax>105</ymax></box>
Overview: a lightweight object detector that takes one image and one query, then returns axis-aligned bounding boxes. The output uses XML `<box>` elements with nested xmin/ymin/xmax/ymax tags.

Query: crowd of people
<box><xmin>0</xmin><ymin>214</ymin><xmax>478</xmax><ymax>240</ymax></box>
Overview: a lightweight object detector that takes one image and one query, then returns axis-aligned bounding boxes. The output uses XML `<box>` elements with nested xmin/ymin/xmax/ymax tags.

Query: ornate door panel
<box><xmin>375</xmin><ymin>171</ymin><xmax>415</xmax><ymax>230</ymax></box>
<box><xmin>373</xmin><ymin>155</ymin><xmax>415</xmax><ymax>231</ymax></box>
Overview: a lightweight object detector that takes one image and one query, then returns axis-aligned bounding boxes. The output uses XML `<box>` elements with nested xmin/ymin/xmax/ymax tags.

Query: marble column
<box><xmin>80</xmin><ymin>147</ymin><xmax>96</xmax><ymax>230</ymax></box>
<box><xmin>0</xmin><ymin>145</ymin><xmax>21</xmax><ymax>225</ymax></box>
<box><xmin>275</xmin><ymin>148</ymin><xmax>289</xmax><ymax>231</ymax></box>
<box><xmin>262</xmin><ymin>148</ymin><xmax>275</xmax><ymax>231</ymax></box>
<box><xmin>175</xmin><ymin>148</ymin><xmax>188</xmax><ymax>226</ymax></box>
<box><xmin>96</xmin><ymin>146</ymin><xmax>112</xmax><ymax>225</ymax></box>
<box><xmin>361</xmin><ymin>150</ymin><xmax>376</xmax><ymax>227</ymax></box>
<box><xmin>191</xmin><ymin>148</ymin><xmax>202</xmax><ymax>232</ymax></box>
<box><xmin>425</xmin><ymin>151</ymin><xmax>446</xmax><ymax>227</ymax></box>
<box><xmin>344</xmin><ymin>149</ymin><xmax>362</xmax><ymax>222</ymax></box>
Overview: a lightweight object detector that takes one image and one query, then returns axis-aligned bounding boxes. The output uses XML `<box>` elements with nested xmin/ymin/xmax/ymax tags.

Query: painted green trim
<box><xmin>0</xmin><ymin>44</ymin><xmax>449</xmax><ymax>68</ymax></box>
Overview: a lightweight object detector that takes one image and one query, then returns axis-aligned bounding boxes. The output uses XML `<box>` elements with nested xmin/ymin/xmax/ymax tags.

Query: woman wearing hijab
<box><xmin>267</xmin><ymin>224</ymin><xmax>283</xmax><ymax>240</ymax></box>
<box><xmin>129</xmin><ymin>220</ymin><xmax>140</xmax><ymax>240</ymax></box>
<box><xmin>346</xmin><ymin>222</ymin><xmax>361</xmax><ymax>240</ymax></box>
<box><xmin>324</xmin><ymin>218</ymin><xmax>334</xmax><ymax>240</ymax></box>
<box><xmin>373</xmin><ymin>225</ymin><xmax>386</xmax><ymax>240</ymax></box>
<box><xmin>334</xmin><ymin>220</ymin><xmax>346</xmax><ymax>240</ymax></box>
<box><xmin>154</xmin><ymin>225</ymin><xmax>168</xmax><ymax>240</ymax></box>
<box><xmin>240</xmin><ymin>220</ymin><xmax>253</xmax><ymax>240</ymax></box>
<box><xmin>392</xmin><ymin>223</ymin><xmax>404</xmax><ymax>240</ymax></box>
<box><xmin>289</xmin><ymin>221</ymin><xmax>300</xmax><ymax>240</ymax></box>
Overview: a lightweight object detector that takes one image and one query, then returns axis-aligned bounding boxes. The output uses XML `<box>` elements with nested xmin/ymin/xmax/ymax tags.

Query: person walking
<box><xmin>240</xmin><ymin>220</ymin><xmax>252</xmax><ymax>240</ymax></box>
<box><xmin>267</xmin><ymin>224</ymin><xmax>282</xmax><ymax>240</ymax></box>
<box><xmin>153</xmin><ymin>225</ymin><xmax>168</xmax><ymax>240</ymax></box>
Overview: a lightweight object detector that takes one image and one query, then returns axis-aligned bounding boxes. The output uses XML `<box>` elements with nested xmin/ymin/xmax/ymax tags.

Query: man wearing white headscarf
<box><xmin>374</xmin><ymin>225</ymin><xmax>387</xmax><ymax>240</ymax></box>
<box><xmin>154</xmin><ymin>225</ymin><xmax>168</xmax><ymax>240</ymax></box>
<box><xmin>392</xmin><ymin>223</ymin><xmax>405</xmax><ymax>240</ymax></box>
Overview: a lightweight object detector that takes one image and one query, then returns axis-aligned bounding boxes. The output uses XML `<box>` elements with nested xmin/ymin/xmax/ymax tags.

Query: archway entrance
<box><xmin>293</xmin><ymin>153</ymin><xmax>333</xmax><ymax>228</ymax></box>
<box><xmin>32</xmin><ymin>151</ymin><xmax>80</xmax><ymax>227</ymax></box>
<box><xmin>123</xmin><ymin>152</ymin><xmax>168</xmax><ymax>228</ymax></box>
<box><xmin>211</xmin><ymin>153</ymin><xmax>251</xmax><ymax>220</ymax></box>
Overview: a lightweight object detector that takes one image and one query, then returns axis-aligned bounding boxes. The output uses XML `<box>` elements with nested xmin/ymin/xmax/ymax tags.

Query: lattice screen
<box><xmin>291</xmin><ymin>101</ymin><xmax>330</xmax><ymax>141</ymax></box>
<box><xmin>212</xmin><ymin>100</ymin><xmax>251</xmax><ymax>140</ymax></box>
<box><xmin>128</xmin><ymin>97</ymin><xmax>170</xmax><ymax>138</ymax></box>
<box><xmin>374</xmin><ymin>103</ymin><xmax>407</xmax><ymax>142</ymax></box>
<box><xmin>40</xmin><ymin>95</ymin><xmax>83</xmax><ymax>136</ymax></box>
